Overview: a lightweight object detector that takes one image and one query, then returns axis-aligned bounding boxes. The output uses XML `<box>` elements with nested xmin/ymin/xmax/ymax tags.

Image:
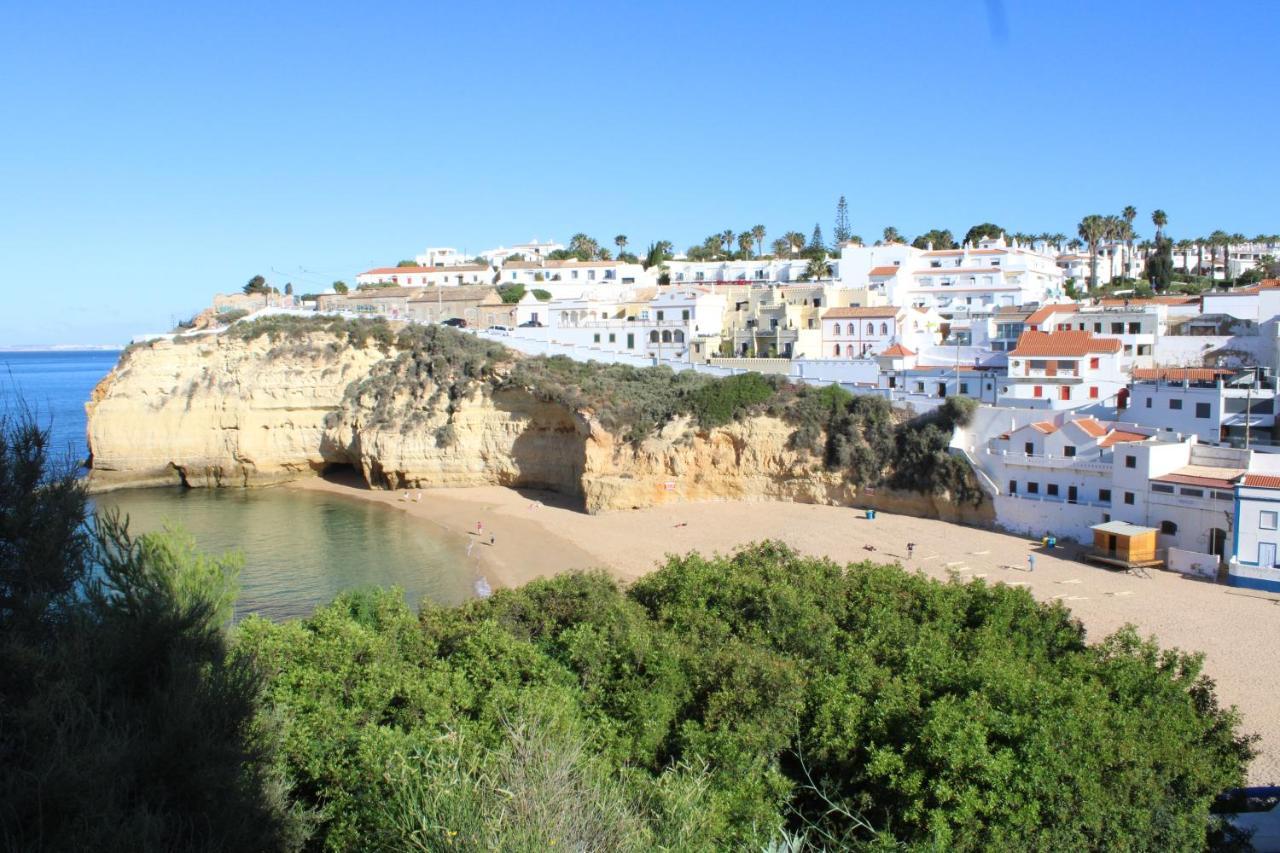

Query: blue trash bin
<box><xmin>866</xmin><ymin>509</ymin><xmax>876</xmax><ymax>520</ymax></box>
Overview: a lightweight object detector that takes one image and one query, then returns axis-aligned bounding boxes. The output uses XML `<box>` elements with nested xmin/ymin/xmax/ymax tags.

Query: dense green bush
<box><xmin>227</xmin><ymin>315</ymin><xmax>396</xmax><ymax>351</ymax></box>
<box><xmin>239</xmin><ymin>542</ymin><xmax>1253</xmax><ymax>851</ymax></box>
<box><xmin>0</xmin><ymin>415</ymin><xmax>305</xmax><ymax>850</ymax></box>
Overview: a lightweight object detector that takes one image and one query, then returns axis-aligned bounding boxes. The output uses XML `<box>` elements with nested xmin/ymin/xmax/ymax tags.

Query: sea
<box><xmin>0</xmin><ymin>349</ymin><xmax>476</xmax><ymax>620</ymax></box>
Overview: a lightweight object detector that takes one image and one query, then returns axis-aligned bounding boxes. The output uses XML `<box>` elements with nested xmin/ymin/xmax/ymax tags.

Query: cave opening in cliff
<box><xmin>318</xmin><ymin>462</ymin><xmax>365</xmax><ymax>487</ymax></box>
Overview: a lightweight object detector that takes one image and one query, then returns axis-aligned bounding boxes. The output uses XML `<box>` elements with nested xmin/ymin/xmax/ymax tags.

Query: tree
<box><xmin>643</xmin><ymin>241</ymin><xmax>673</xmax><ymax>269</ymax></box>
<box><xmin>396</xmin><ymin>260</ymin><xmax>420</xmax><ymax>268</ymax></box>
<box><xmin>1151</xmin><ymin>209</ymin><xmax>1168</xmax><ymax>241</ymax></box>
<box><xmin>784</xmin><ymin>231</ymin><xmax>806</xmax><ymax>258</ymax></box>
<box><xmin>751</xmin><ymin>224</ymin><xmax>766</xmax><ymax>258</ymax></box>
<box><xmin>614</xmin><ymin>234</ymin><xmax>627</xmax><ymax>255</ymax></box>
<box><xmin>243</xmin><ymin>275</ymin><xmax>269</xmax><ymax>295</ymax></box>
<box><xmin>737</xmin><ymin>231</ymin><xmax>754</xmax><ymax>257</ymax></box>
<box><xmin>1145</xmin><ymin>237</ymin><xmax>1174</xmax><ymax>291</ymax></box>
<box><xmin>1077</xmin><ymin>214</ymin><xmax>1107</xmax><ymax>290</ymax></box>
<box><xmin>1122</xmin><ymin>205</ymin><xmax>1138</xmax><ymax>275</ymax></box>
<box><xmin>881</xmin><ymin>226</ymin><xmax>902</xmax><ymax>244</ymax></box>
<box><xmin>0</xmin><ymin>414</ymin><xmax>303</xmax><ymax>850</ymax></box>
<box><xmin>332</xmin><ymin>280</ymin><xmax>349</xmax><ymax>294</ymax></box>
<box><xmin>805</xmin><ymin>254</ymin><xmax>831</xmax><ymax>282</ymax></box>
<box><xmin>962</xmin><ymin>222</ymin><xmax>1004</xmax><ymax>246</ymax></box>
<box><xmin>568</xmin><ymin>233</ymin><xmax>600</xmax><ymax>261</ymax></box>
<box><xmin>284</xmin><ymin>282</ymin><xmax>293</xmax><ymax>296</ymax></box>
<box><xmin>912</xmin><ymin>229</ymin><xmax>957</xmax><ymax>250</ymax></box>
<box><xmin>833</xmin><ymin>196</ymin><xmax>851</xmax><ymax>246</ymax></box>
<box><xmin>808</xmin><ymin>223</ymin><xmax>825</xmax><ymax>255</ymax></box>
<box><xmin>1103</xmin><ymin>214</ymin><xmax>1126</xmax><ymax>282</ymax></box>
<box><xmin>771</xmin><ymin>237</ymin><xmax>790</xmax><ymax>258</ymax></box>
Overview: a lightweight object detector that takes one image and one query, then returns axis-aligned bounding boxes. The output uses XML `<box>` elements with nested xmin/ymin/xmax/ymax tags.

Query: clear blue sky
<box><xmin>2</xmin><ymin>1</ymin><xmax>1277</xmax><ymax>345</ymax></box>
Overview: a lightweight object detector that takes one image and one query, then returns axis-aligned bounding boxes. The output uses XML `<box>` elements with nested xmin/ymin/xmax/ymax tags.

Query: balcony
<box><xmin>983</xmin><ymin>448</ymin><xmax>1112</xmax><ymax>472</ymax></box>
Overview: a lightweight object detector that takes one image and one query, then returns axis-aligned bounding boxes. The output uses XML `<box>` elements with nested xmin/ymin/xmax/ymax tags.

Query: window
<box><xmin>1111</xmin><ymin>322</ymin><xmax>1124</xmax><ymax>333</ymax></box>
<box><xmin>1089</xmin><ymin>386</ymin><xmax>1099</xmax><ymax>399</ymax></box>
<box><xmin>626</xmin><ymin>333</ymin><xmax>634</xmax><ymax>349</ymax></box>
<box><xmin>960</xmin><ymin>382</ymin><xmax>969</xmax><ymax>394</ymax></box>
<box><xmin>1145</xmin><ymin>398</ymin><xmax>1152</xmax><ymax>408</ymax></box>
<box><xmin>1195</xmin><ymin>402</ymin><xmax>1211</xmax><ymax>419</ymax></box>
<box><xmin>833</xmin><ymin>344</ymin><xmax>841</xmax><ymax>356</ymax></box>
<box><xmin>682</xmin><ymin>309</ymin><xmax>690</xmax><ymax>321</ymax></box>
<box><xmin>1123</xmin><ymin>345</ymin><xmax>1133</xmax><ymax>356</ymax></box>
<box><xmin>1089</xmin><ymin>357</ymin><xmax>1100</xmax><ymax>369</ymax></box>
<box><xmin>1027</xmin><ymin>482</ymin><xmax>1039</xmax><ymax>494</ymax></box>
<box><xmin>1179</xmin><ymin>488</ymin><xmax>1203</xmax><ymax>497</ymax></box>
<box><xmin>1099</xmin><ymin>488</ymin><xmax>1112</xmax><ymax>504</ymax></box>
<box><xmin>1160</xmin><ymin>520</ymin><xmax>1178</xmax><ymax>535</ymax></box>
<box><xmin>880</xmin><ymin>322</ymin><xmax>888</xmax><ymax>335</ymax></box>
<box><xmin>608</xmin><ymin>333</ymin><xmax>616</xmax><ymax>343</ymax></box>
<box><xmin>1151</xmin><ymin>483</ymin><xmax>1175</xmax><ymax>493</ymax></box>
<box><xmin>1033</xmin><ymin>385</ymin><xmax>1043</xmax><ymax>398</ymax></box>
<box><xmin>1214</xmin><ymin>491</ymin><xmax>1234</xmax><ymax>501</ymax></box>
<box><xmin>915</xmin><ymin>382</ymin><xmax>925</xmax><ymax>392</ymax></box>
<box><xmin>649</xmin><ymin>330</ymin><xmax>659</xmax><ymax>343</ymax></box>
<box><xmin>1169</xmin><ymin>399</ymin><xmax>1182</xmax><ymax>410</ymax></box>
<box><xmin>656</xmin><ymin>310</ymin><xmax>664</xmax><ymax>321</ymax></box>
<box><xmin>1008</xmin><ymin>480</ymin><xmax>1018</xmax><ymax>494</ymax></box>
<box><xmin>1093</xmin><ymin>322</ymin><xmax>1102</xmax><ymax>333</ymax></box>
<box><xmin>1124</xmin><ymin>492</ymin><xmax>1135</xmax><ymax>505</ymax></box>
<box><xmin>1060</xmin><ymin>386</ymin><xmax>1071</xmax><ymax>401</ymax></box>
<box><xmin>593</xmin><ymin>333</ymin><xmax>601</xmax><ymax>343</ymax></box>
<box><xmin>1047</xmin><ymin>483</ymin><xmax>1059</xmax><ymax>496</ymax></box>
<box><xmin>1023</xmin><ymin>441</ymin><xmax>1035</xmax><ymax>454</ymax></box>
<box><xmin>1128</xmin><ymin>322</ymin><xmax>1140</xmax><ymax>334</ymax></box>
<box><xmin>1064</xmin><ymin>446</ymin><xmax>1076</xmax><ymax>457</ymax></box>
<box><xmin>1262</xmin><ymin>511</ymin><xmax>1278</xmax><ymax>530</ymax></box>
<box><xmin>866</xmin><ymin>323</ymin><xmax>874</xmax><ymax>335</ymax></box>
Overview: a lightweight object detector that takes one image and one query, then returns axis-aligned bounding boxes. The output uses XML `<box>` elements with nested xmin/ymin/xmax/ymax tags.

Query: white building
<box><xmin>1230</xmin><ymin>473</ymin><xmax>1280</xmax><ymax>592</ymax></box>
<box><xmin>665</xmin><ymin>258</ymin><xmax>817</xmax><ymax>286</ymax></box>
<box><xmin>1126</xmin><ymin>367</ymin><xmax>1279</xmax><ymax>448</ymax></box>
<box><xmin>355</xmin><ymin>264</ymin><xmax>491</xmax><ymax>288</ymax></box>
<box><xmin>412</xmin><ymin>247</ymin><xmax>470</xmax><ymax>267</ymax></box>
<box><xmin>998</xmin><ymin>330</ymin><xmax>1126</xmax><ymax>409</ymax></box>
<box><xmin>821</xmin><ymin>306</ymin><xmax>906</xmax><ymax>359</ymax></box>
<box><xmin>498</xmin><ymin>259</ymin><xmax>653</xmax><ymax>295</ymax></box>
<box><xmin>839</xmin><ymin>235</ymin><xmax>1065</xmax><ymax>316</ymax></box>
<box><xmin>529</xmin><ymin>287</ymin><xmax>725</xmax><ymax>362</ymax></box>
<box><xmin>1024</xmin><ymin>302</ymin><xmax>1163</xmax><ymax>370</ymax></box>
<box><xmin>479</xmin><ymin>239</ymin><xmax>565</xmax><ymax>266</ymax></box>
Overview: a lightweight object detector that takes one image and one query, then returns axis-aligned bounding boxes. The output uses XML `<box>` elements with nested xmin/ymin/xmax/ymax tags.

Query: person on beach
<box><xmin>490</xmin><ymin>533</ymin><xmax>496</xmax><ymax>546</ymax></box>
<box><xmin>1028</xmin><ymin>553</ymin><xmax>1036</xmax><ymax>573</ymax></box>
<box><xmin>475</xmin><ymin>521</ymin><xmax>483</xmax><ymax>535</ymax></box>
<box><xmin>907</xmin><ymin>542</ymin><xmax>915</xmax><ymax>559</ymax></box>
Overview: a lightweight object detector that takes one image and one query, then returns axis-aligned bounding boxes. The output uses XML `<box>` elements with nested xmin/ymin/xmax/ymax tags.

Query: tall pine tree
<box><xmin>809</xmin><ymin>223</ymin><xmax>825</xmax><ymax>255</ymax></box>
<box><xmin>834</xmin><ymin>196</ymin><xmax>851</xmax><ymax>246</ymax></box>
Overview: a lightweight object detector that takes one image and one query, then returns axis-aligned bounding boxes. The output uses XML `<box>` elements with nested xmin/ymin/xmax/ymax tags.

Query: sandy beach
<box><xmin>293</xmin><ymin>475</ymin><xmax>1280</xmax><ymax>784</ymax></box>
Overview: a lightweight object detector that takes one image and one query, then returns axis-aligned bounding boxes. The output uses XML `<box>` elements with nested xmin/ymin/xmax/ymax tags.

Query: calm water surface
<box><xmin>3</xmin><ymin>350</ymin><xmax>476</xmax><ymax>619</ymax></box>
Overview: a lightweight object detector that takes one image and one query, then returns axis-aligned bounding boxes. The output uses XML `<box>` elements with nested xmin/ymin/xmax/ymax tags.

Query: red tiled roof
<box><xmin>1009</xmin><ymin>330</ymin><xmax>1122</xmax><ymax>357</ymax></box>
<box><xmin>1025</xmin><ymin>303</ymin><xmax>1079</xmax><ymax>325</ymax></box>
<box><xmin>823</xmin><ymin>306</ymin><xmax>901</xmax><ymax>319</ymax></box>
<box><xmin>1072</xmin><ymin>417</ymin><xmax>1107</xmax><ymax>437</ymax></box>
<box><xmin>1132</xmin><ymin>367</ymin><xmax>1232</xmax><ymax>382</ymax></box>
<box><xmin>1029</xmin><ymin>421</ymin><xmax>1057</xmax><ymax>434</ymax></box>
<box><xmin>1100</xmin><ymin>296</ymin><xmax>1199</xmax><ymax>306</ymax></box>
<box><xmin>879</xmin><ymin>344</ymin><xmax>915</xmax><ymax>357</ymax></box>
<box><xmin>1153</xmin><ymin>465</ymin><xmax>1244</xmax><ymax>490</ymax></box>
<box><xmin>1100</xmin><ymin>430</ymin><xmax>1149</xmax><ymax>447</ymax></box>
<box><xmin>868</xmin><ymin>265</ymin><xmax>900</xmax><ymax>276</ymax></box>
<box><xmin>1243</xmin><ymin>474</ymin><xmax>1280</xmax><ymax>489</ymax></box>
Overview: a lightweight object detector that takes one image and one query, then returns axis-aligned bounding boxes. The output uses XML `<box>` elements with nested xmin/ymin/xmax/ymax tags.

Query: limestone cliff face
<box><xmin>87</xmin><ymin>334</ymin><xmax>389</xmax><ymax>490</ymax></box>
<box><xmin>88</xmin><ymin>331</ymin><xmax>990</xmax><ymax>526</ymax></box>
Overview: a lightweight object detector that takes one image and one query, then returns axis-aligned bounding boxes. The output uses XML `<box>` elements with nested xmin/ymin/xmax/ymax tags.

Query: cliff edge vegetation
<box><xmin>90</xmin><ymin>317</ymin><xmax>985</xmax><ymax>517</ymax></box>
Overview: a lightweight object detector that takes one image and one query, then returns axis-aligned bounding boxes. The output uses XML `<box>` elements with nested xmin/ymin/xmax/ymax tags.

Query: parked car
<box><xmin>441</xmin><ymin>317</ymin><xmax>467</xmax><ymax>328</ymax></box>
<box><xmin>518</xmin><ymin>320</ymin><xmax>544</xmax><ymax>328</ymax></box>
<box><xmin>486</xmin><ymin>325</ymin><xmax>512</xmax><ymax>335</ymax></box>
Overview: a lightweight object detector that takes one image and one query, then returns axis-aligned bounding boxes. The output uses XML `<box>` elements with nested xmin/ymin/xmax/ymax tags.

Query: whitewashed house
<box><xmin>998</xmin><ymin>330</ymin><xmax>1126</xmax><ymax>409</ymax></box>
<box><xmin>1126</xmin><ymin>367</ymin><xmax>1279</xmax><ymax>448</ymax></box>
<box><xmin>355</xmin><ymin>264</ymin><xmax>491</xmax><ymax>288</ymax></box>
<box><xmin>1230</xmin><ymin>474</ymin><xmax>1280</xmax><ymax>592</ymax></box>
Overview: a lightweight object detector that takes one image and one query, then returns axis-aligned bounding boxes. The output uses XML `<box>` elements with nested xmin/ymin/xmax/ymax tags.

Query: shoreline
<box><xmin>290</xmin><ymin>475</ymin><xmax>1280</xmax><ymax>784</ymax></box>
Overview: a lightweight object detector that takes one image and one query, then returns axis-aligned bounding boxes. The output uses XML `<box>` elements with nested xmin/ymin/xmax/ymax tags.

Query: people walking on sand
<box><xmin>1028</xmin><ymin>553</ymin><xmax>1036</xmax><ymax>573</ymax></box>
<box><xmin>907</xmin><ymin>542</ymin><xmax>916</xmax><ymax>560</ymax></box>
<box><xmin>490</xmin><ymin>533</ymin><xmax>496</xmax><ymax>546</ymax></box>
<box><xmin>475</xmin><ymin>521</ymin><xmax>483</xmax><ymax>535</ymax></box>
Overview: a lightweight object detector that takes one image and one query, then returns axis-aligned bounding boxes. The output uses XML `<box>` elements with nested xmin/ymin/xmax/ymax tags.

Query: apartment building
<box><xmin>1125</xmin><ymin>367</ymin><xmax>1279</xmax><ymax>448</ymax></box>
<box><xmin>355</xmin><ymin>264</ymin><xmax>491</xmax><ymax>288</ymax></box>
<box><xmin>666</xmin><ymin>258</ymin><xmax>815</xmax><ymax>286</ymax></box>
<box><xmin>998</xmin><ymin>330</ymin><xmax>1126</xmax><ymax>409</ymax></box>
<box><xmin>1024</xmin><ymin>302</ymin><xmax>1163</xmax><ymax>370</ymax></box>
<box><xmin>499</xmin><ymin>259</ymin><xmax>652</xmax><ymax>292</ymax></box>
<box><xmin>1231</xmin><ymin>474</ymin><xmax>1280</xmax><ymax>591</ymax></box>
<box><xmin>479</xmin><ymin>239</ymin><xmax>565</xmax><ymax>266</ymax></box>
<box><xmin>820</xmin><ymin>306</ymin><xmax>945</xmax><ymax>359</ymax></box>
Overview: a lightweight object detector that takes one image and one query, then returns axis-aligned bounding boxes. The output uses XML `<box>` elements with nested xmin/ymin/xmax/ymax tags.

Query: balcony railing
<box><xmin>982</xmin><ymin>449</ymin><xmax>1113</xmax><ymax>472</ymax></box>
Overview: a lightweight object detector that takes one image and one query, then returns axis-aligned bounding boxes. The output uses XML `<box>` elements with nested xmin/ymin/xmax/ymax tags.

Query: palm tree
<box><xmin>1175</xmin><ymin>239</ymin><xmax>1193</xmax><ymax>272</ymax></box>
<box><xmin>737</xmin><ymin>231</ymin><xmax>754</xmax><ymax>257</ymax></box>
<box><xmin>784</xmin><ymin>231</ymin><xmax>806</xmax><ymax>258</ymax></box>
<box><xmin>751</xmin><ymin>224</ymin><xmax>766</xmax><ymax>258</ymax></box>
<box><xmin>1078</xmin><ymin>214</ymin><xmax>1107</xmax><ymax>290</ymax></box>
<box><xmin>614</xmin><ymin>234</ymin><xmax>627</xmax><ymax>256</ymax></box>
<box><xmin>1122</xmin><ymin>206</ymin><xmax>1137</xmax><ymax>275</ymax></box>
<box><xmin>1151</xmin><ymin>209</ymin><xmax>1168</xmax><ymax>242</ymax></box>
<box><xmin>882</xmin><ymin>226</ymin><xmax>902</xmax><ymax>244</ymax></box>
<box><xmin>771</xmin><ymin>237</ymin><xmax>789</xmax><ymax>258</ymax></box>
<box><xmin>1068</xmin><ymin>238</ymin><xmax>1084</xmax><ymax>251</ymax></box>
<box><xmin>721</xmin><ymin>229</ymin><xmax>736</xmax><ymax>258</ymax></box>
<box><xmin>805</xmin><ymin>254</ymin><xmax>830</xmax><ymax>282</ymax></box>
<box><xmin>1208</xmin><ymin>230</ymin><xmax>1229</xmax><ymax>281</ymax></box>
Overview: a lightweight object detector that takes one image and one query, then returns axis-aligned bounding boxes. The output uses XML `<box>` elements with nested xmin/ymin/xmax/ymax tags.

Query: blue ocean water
<box><xmin>0</xmin><ymin>349</ymin><xmax>476</xmax><ymax>618</ymax></box>
<box><xmin>0</xmin><ymin>349</ymin><xmax>120</xmax><ymax>466</ymax></box>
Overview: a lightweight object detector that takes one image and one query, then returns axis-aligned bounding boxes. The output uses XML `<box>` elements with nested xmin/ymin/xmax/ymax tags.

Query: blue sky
<box><xmin>2</xmin><ymin>1</ymin><xmax>1277</xmax><ymax>345</ymax></box>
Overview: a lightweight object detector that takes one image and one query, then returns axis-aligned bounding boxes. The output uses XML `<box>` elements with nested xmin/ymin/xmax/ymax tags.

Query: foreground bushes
<box><xmin>240</xmin><ymin>542</ymin><xmax>1253</xmax><ymax>851</ymax></box>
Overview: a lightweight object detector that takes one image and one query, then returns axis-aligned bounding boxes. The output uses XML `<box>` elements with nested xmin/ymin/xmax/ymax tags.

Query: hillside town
<box><xmin>192</xmin><ymin>217</ymin><xmax>1280</xmax><ymax>595</ymax></box>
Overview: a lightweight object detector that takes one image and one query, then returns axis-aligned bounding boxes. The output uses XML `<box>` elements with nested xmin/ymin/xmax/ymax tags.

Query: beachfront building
<box><xmin>1125</xmin><ymin>367</ymin><xmax>1280</xmax><ymax>448</ymax></box>
<box><xmin>998</xmin><ymin>330</ymin><xmax>1126</xmax><ymax>409</ymax></box>
<box><xmin>533</xmin><ymin>287</ymin><xmax>726</xmax><ymax>362</ymax></box>
<box><xmin>665</xmin><ymin>258</ymin><xmax>815</xmax><ymax>286</ymax></box>
<box><xmin>355</xmin><ymin>264</ymin><xmax>492</xmax><ymax>289</ymax></box>
<box><xmin>839</xmin><ymin>235</ymin><xmax>1065</xmax><ymax>316</ymax></box>
<box><xmin>1230</xmin><ymin>474</ymin><xmax>1280</xmax><ymax>592</ymax></box>
<box><xmin>822</xmin><ymin>307</ymin><xmax>907</xmax><ymax>358</ymax></box>
<box><xmin>1023</xmin><ymin>302</ymin><xmax>1164</xmax><ymax>370</ymax></box>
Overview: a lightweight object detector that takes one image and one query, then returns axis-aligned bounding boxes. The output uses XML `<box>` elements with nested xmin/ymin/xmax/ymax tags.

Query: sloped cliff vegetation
<box><xmin>89</xmin><ymin>318</ymin><xmax>985</xmax><ymax>517</ymax></box>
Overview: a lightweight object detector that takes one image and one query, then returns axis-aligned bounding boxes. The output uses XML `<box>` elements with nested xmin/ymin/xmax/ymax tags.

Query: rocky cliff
<box><xmin>88</xmin><ymin>325</ymin><xmax>990</xmax><ymax>525</ymax></box>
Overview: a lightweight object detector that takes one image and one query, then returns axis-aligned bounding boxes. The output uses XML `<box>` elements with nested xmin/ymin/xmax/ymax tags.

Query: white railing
<box><xmin>982</xmin><ymin>449</ymin><xmax>1112</xmax><ymax>472</ymax></box>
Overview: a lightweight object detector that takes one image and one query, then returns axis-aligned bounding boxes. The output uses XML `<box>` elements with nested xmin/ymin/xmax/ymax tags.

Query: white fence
<box><xmin>993</xmin><ymin>493</ymin><xmax>1108</xmax><ymax>543</ymax></box>
<box><xmin>1167</xmin><ymin>547</ymin><xmax>1218</xmax><ymax>579</ymax></box>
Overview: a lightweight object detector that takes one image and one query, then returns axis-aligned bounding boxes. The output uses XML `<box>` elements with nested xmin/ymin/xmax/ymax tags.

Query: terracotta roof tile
<box><xmin>1029</xmin><ymin>421</ymin><xmax>1057</xmax><ymax>434</ymax></box>
<box><xmin>1072</xmin><ymin>417</ymin><xmax>1107</xmax><ymax>437</ymax></box>
<box><xmin>868</xmin><ymin>265</ymin><xmax>900</xmax><ymax>276</ymax></box>
<box><xmin>360</xmin><ymin>264</ymin><xmax>488</xmax><ymax>276</ymax></box>
<box><xmin>1243</xmin><ymin>474</ymin><xmax>1280</xmax><ymax>489</ymax></box>
<box><xmin>1009</xmin><ymin>330</ymin><xmax>1121</xmax><ymax>357</ymax></box>
<box><xmin>1025</xmin><ymin>303</ymin><xmax>1080</xmax><ymax>325</ymax></box>
<box><xmin>1132</xmin><ymin>367</ymin><xmax>1232</xmax><ymax>382</ymax></box>
<box><xmin>1153</xmin><ymin>465</ymin><xmax>1245</xmax><ymax>490</ymax></box>
<box><xmin>1099</xmin><ymin>430</ymin><xmax>1149</xmax><ymax>447</ymax></box>
<box><xmin>879</xmin><ymin>344</ymin><xmax>915</xmax><ymax>357</ymax></box>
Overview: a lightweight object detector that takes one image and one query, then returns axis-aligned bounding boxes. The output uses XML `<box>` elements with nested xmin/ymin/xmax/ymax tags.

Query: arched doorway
<box><xmin>1208</xmin><ymin>528</ymin><xmax>1227</xmax><ymax>559</ymax></box>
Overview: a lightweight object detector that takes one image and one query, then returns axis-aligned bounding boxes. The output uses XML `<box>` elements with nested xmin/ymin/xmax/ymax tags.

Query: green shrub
<box><xmin>686</xmin><ymin>372</ymin><xmax>781</xmax><ymax>428</ymax></box>
<box><xmin>531</xmin><ymin>288</ymin><xmax>552</xmax><ymax>301</ymax></box>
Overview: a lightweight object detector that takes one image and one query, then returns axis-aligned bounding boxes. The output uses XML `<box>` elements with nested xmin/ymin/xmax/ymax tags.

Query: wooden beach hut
<box><xmin>1087</xmin><ymin>520</ymin><xmax>1161</xmax><ymax>571</ymax></box>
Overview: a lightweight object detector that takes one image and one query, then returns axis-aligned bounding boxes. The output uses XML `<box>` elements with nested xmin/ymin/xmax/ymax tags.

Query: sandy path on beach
<box><xmin>292</xmin><ymin>476</ymin><xmax>1280</xmax><ymax>784</ymax></box>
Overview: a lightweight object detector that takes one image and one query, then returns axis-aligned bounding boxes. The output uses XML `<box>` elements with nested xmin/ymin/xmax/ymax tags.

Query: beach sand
<box><xmin>293</xmin><ymin>475</ymin><xmax>1280</xmax><ymax>784</ymax></box>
